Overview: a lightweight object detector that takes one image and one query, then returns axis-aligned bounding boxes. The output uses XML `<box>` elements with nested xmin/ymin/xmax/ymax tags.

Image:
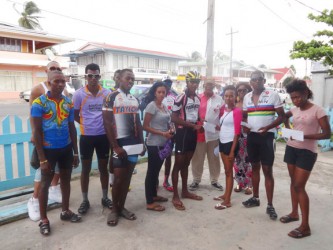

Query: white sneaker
<box><xmin>27</xmin><ymin>197</ymin><xmax>40</xmax><ymax>221</ymax></box>
<box><xmin>49</xmin><ymin>185</ymin><xmax>62</xmax><ymax>203</ymax></box>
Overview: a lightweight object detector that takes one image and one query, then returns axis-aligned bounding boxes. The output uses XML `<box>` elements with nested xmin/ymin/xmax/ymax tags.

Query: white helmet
<box><xmin>161</xmin><ymin>75</ymin><xmax>171</xmax><ymax>82</ymax></box>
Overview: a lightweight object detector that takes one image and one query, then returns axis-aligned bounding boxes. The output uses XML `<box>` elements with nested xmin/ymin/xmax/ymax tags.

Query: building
<box><xmin>67</xmin><ymin>42</ymin><xmax>187</xmax><ymax>87</ymax></box>
<box><xmin>272</xmin><ymin>67</ymin><xmax>296</xmax><ymax>88</ymax></box>
<box><xmin>178</xmin><ymin>60</ymin><xmax>279</xmax><ymax>87</ymax></box>
<box><xmin>0</xmin><ymin>22</ymin><xmax>73</xmax><ymax>99</ymax></box>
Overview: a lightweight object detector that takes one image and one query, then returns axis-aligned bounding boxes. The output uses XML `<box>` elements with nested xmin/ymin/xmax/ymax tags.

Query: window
<box><xmin>0</xmin><ymin>37</ymin><xmax>21</xmax><ymax>52</ymax></box>
<box><xmin>0</xmin><ymin>71</ymin><xmax>33</xmax><ymax>91</ymax></box>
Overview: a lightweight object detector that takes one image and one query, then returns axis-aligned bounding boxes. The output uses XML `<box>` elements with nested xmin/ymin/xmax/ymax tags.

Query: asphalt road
<box><xmin>0</xmin><ymin>100</ymin><xmax>30</xmax><ymax>119</ymax></box>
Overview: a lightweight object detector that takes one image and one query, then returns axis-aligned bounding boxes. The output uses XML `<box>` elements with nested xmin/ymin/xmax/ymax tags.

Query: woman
<box><xmin>281</xmin><ymin>79</ymin><xmax>331</xmax><ymax>238</ymax></box>
<box><xmin>233</xmin><ymin>83</ymin><xmax>253</xmax><ymax>195</ymax></box>
<box><xmin>143</xmin><ymin>81</ymin><xmax>174</xmax><ymax>212</ymax></box>
<box><xmin>214</xmin><ymin>85</ymin><xmax>242</xmax><ymax>209</ymax></box>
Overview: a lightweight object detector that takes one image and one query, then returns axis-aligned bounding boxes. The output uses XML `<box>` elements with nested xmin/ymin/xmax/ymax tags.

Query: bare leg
<box><xmin>39</xmin><ymin>170</ymin><xmax>54</xmax><ymax>220</ymax></box>
<box><xmin>80</xmin><ymin>159</ymin><xmax>92</xmax><ymax>195</ymax></box>
<box><xmin>98</xmin><ymin>159</ymin><xmax>109</xmax><ymax>190</ymax></box>
<box><xmin>287</xmin><ymin>164</ymin><xmax>299</xmax><ymax>218</ymax></box>
<box><xmin>220</xmin><ymin>153</ymin><xmax>233</xmax><ymax>206</ymax></box>
<box><xmin>59</xmin><ymin>168</ymin><xmax>72</xmax><ymax>212</ymax></box>
<box><xmin>251</xmin><ymin>162</ymin><xmax>261</xmax><ymax>198</ymax></box>
<box><xmin>262</xmin><ymin>164</ymin><xmax>274</xmax><ymax>205</ymax></box>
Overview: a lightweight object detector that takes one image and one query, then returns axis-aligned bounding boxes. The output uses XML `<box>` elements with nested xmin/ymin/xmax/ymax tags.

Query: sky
<box><xmin>1</xmin><ymin>0</ymin><xmax>332</xmax><ymax>77</ymax></box>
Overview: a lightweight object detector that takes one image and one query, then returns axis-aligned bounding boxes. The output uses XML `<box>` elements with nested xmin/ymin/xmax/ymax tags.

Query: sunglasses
<box><xmin>86</xmin><ymin>74</ymin><xmax>101</xmax><ymax>79</ymax></box>
<box><xmin>250</xmin><ymin>77</ymin><xmax>264</xmax><ymax>82</ymax></box>
<box><xmin>237</xmin><ymin>89</ymin><xmax>248</xmax><ymax>93</ymax></box>
<box><xmin>125</xmin><ymin>76</ymin><xmax>135</xmax><ymax>81</ymax></box>
<box><xmin>189</xmin><ymin>79</ymin><xmax>200</xmax><ymax>84</ymax></box>
<box><xmin>49</xmin><ymin>66</ymin><xmax>62</xmax><ymax>72</ymax></box>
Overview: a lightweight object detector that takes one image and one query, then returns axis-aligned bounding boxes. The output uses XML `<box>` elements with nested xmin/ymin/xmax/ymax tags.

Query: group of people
<box><xmin>28</xmin><ymin>62</ymin><xmax>331</xmax><ymax>239</ymax></box>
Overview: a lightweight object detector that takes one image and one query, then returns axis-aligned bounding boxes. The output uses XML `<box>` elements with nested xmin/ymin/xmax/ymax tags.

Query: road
<box><xmin>0</xmin><ymin>100</ymin><xmax>30</xmax><ymax>119</ymax></box>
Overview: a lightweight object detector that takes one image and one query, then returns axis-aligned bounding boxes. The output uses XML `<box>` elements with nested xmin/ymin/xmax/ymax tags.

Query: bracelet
<box><xmin>40</xmin><ymin>160</ymin><xmax>48</xmax><ymax>164</ymax></box>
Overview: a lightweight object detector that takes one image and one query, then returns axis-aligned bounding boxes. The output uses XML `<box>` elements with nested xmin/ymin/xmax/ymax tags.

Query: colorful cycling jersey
<box><xmin>162</xmin><ymin>92</ymin><xmax>176</xmax><ymax>113</ymax></box>
<box><xmin>243</xmin><ymin>89</ymin><xmax>283</xmax><ymax>133</ymax></box>
<box><xmin>73</xmin><ymin>85</ymin><xmax>110</xmax><ymax>135</ymax></box>
<box><xmin>31</xmin><ymin>92</ymin><xmax>74</xmax><ymax>149</ymax></box>
<box><xmin>102</xmin><ymin>88</ymin><xmax>140</xmax><ymax>139</ymax></box>
<box><xmin>172</xmin><ymin>91</ymin><xmax>200</xmax><ymax>127</ymax></box>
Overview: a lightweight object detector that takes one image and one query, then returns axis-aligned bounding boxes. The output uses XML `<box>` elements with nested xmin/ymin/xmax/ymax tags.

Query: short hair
<box><xmin>47</xmin><ymin>70</ymin><xmax>64</xmax><ymax>81</ymax></box>
<box><xmin>46</xmin><ymin>61</ymin><xmax>60</xmax><ymax>68</ymax></box>
<box><xmin>236</xmin><ymin>82</ymin><xmax>252</xmax><ymax>93</ymax></box>
<box><xmin>85</xmin><ymin>63</ymin><xmax>100</xmax><ymax>74</ymax></box>
<box><xmin>222</xmin><ymin>85</ymin><xmax>236</xmax><ymax>96</ymax></box>
<box><xmin>251</xmin><ymin>70</ymin><xmax>265</xmax><ymax>78</ymax></box>
<box><xmin>119</xmin><ymin>68</ymin><xmax>133</xmax><ymax>76</ymax></box>
<box><xmin>286</xmin><ymin>78</ymin><xmax>313</xmax><ymax>100</ymax></box>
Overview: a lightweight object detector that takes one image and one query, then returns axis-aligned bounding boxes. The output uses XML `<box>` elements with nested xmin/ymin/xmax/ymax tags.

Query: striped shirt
<box><xmin>243</xmin><ymin>89</ymin><xmax>282</xmax><ymax>133</ymax></box>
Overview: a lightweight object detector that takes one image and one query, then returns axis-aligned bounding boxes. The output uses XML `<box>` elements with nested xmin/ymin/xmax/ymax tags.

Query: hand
<box><xmin>258</xmin><ymin>127</ymin><xmax>268</xmax><ymax>135</ymax></box>
<box><xmin>30</xmin><ymin>135</ymin><xmax>35</xmax><ymax>145</ymax></box>
<box><xmin>163</xmin><ymin>131</ymin><xmax>173</xmax><ymax>139</ymax></box>
<box><xmin>242</xmin><ymin>126</ymin><xmax>251</xmax><ymax>134</ymax></box>
<box><xmin>114</xmin><ymin>146</ymin><xmax>127</xmax><ymax>159</ymax></box>
<box><xmin>72</xmin><ymin>155</ymin><xmax>80</xmax><ymax>168</ymax></box>
<box><xmin>139</xmin><ymin>145</ymin><xmax>146</xmax><ymax>156</ymax></box>
<box><xmin>40</xmin><ymin>161</ymin><xmax>52</xmax><ymax>173</ymax></box>
<box><xmin>227</xmin><ymin>152</ymin><xmax>235</xmax><ymax>161</ymax></box>
<box><xmin>193</xmin><ymin>124</ymin><xmax>202</xmax><ymax>131</ymax></box>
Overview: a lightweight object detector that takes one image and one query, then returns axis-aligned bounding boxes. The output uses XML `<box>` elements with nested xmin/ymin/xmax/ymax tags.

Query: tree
<box><xmin>14</xmin><ymin>1</ymin><xmax>42</xmax><ymax>30</ymax></box>
<box><xmin>190</xmin><ymin>51</ymin><xmax>203</xmax><ymax>61</ymax></box>
<box><xmin>282</xmin><ymin>76</ymin><xmax>294</xmax><ymax>87</ymax></box>
<box><xmin>214</xmin><ymin>51</ymin><xmax>229</xmax><ymax>61</ymax></box>
<box><xmin>290</xmin><ymin>65</ymin><xmax>296</xmax><ymax>74</ymax></box>
<box><xmin>290</xmin><ymin>9</ymin><xmax>333</xmax><ymax>74</ymax></box>
<box><xmin>258</xmin><ymin>64</ymin><xmax>267</xmax><ymax>69</ymax></box>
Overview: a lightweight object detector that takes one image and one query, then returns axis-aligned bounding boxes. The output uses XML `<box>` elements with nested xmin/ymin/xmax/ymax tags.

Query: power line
<box><xmin>6</xmin><ymin>0</ymin><xmax>189</xmax><ymax>45</ymax></box>
<box><xmin>292</xmin><ymin>0</ymin><xmax>323</xmax><ymax>14</ymax></box>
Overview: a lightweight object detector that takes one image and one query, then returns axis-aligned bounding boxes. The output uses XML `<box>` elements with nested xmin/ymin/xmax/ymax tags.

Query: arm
<box><xmin>259</xmin><ymin>106</ymin><xmax>285</xmax><ymax>133</ymax></box>
<box><xmin>228</xmin><ymin>134</ymin><xmax>240</xmax><ymax>160</ymax></box>
<box><xmin>29</xmin><ymin>85</ymin><xmax>44</xmax><ymax>143</ymax></box>
<box><xmin>102</xmin><ymin>110</ymin><xmax>127</xmax><ymax>158</ymax></box>
<box><xmin>135</xmin><ymin>113</ymin><xmax>146</xmax><ymax>156</ymax></box>
<box><xmin>171</xmin><ymin>111</ymin><xmax>201</xmax><ymax>130</ymax></box>
<box><xmin>284</xmin><ymin>111</ymin><xmax>293</xmax><ymax>129</ymax></box>
<box><xmin>74</xmin><ymin>110</ymin><xmax>80</xmax><ymax>124</ymax></box>
<box><xmin>69</xmin><ymin>121</ymin><xmax>79</xmax><ymax>167</ymax></box>
<box><xmin>143</xmin><ymin>112</ymin><xmax>173</xmax><ymax>139</ymax></box>
<box><xmin>304</xmin><ymin>116</ymin><xmax>331</xmax><ymax>140</ymax></box>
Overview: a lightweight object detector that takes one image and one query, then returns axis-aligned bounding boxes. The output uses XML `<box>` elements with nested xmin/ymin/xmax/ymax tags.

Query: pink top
<box><xmin>287</xmin><ymin>104</ymin><xmax>327</xmax><ymax>153</ymax></box>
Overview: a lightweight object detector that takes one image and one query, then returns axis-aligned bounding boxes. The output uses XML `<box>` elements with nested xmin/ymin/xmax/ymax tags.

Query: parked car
<box><xmin>19</xmin><ymin>83</ymin><xmax>76</xmax><ymax>102</ymax></box>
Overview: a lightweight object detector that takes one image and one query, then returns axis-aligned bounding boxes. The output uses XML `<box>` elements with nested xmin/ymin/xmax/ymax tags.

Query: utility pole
<box><xmin>206</xmin><ymin>0</ymin><xmax>215</xmax><ymax>78</ymax></box>
<box><xmin>226</xmin><ymin>27</ymin><xmax>238</xmax><ymax>85</ymax></box>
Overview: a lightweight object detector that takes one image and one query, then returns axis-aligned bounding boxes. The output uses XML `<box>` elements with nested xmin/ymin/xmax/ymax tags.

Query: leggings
<box><xmin>145</xmin><ymin>146</ymin><xmax>164</xmax><ymax>204</ymax></box>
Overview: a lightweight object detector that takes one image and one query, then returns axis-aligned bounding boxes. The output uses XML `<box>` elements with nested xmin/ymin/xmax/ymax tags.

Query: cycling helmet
<box><xmin>186</xmin><ymin>71</ymin><xmax>201</xmax><ymax>82</ymax></box>
<box><xmin>162</xmin><ymin>75</ymin><xmax>172</xmax><ymax>88</ymax></box>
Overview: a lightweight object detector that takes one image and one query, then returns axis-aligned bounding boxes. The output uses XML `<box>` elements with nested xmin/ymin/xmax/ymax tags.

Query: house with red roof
<box><xmin>272</xmin><ymin>67</ymin><xmax>296</xmax><ymax>88</ymax></box>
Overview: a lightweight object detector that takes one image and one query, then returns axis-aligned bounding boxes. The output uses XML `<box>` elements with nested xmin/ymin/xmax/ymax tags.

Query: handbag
<box><xmin>158</xmin><ymin>139</ymin><xmax>174</xmax><ymax>160</ymax></box>
<box><xmin>30</xmin><ymin>146</ymin><xmax>40</xmax><ymax>169</ymax></box>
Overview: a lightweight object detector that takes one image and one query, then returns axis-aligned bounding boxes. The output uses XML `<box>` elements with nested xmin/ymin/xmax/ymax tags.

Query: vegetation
<box><xmin>14</xmin><ymin>1</ymin><xmax>42</xmax><ymax>29</ymax></box>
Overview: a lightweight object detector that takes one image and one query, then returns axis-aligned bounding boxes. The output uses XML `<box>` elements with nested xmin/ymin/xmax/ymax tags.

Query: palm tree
<box><xmin>14</xmin><ymin>1</ymin><xmax>42</xmax><ymax>30</ymax></box>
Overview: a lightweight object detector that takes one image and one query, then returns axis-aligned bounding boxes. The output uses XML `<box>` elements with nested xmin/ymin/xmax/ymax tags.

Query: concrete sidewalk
<box><xmin>1</xmin><ymin>143</ymin><xmax>333</xmax><ymax>250</ymax></box>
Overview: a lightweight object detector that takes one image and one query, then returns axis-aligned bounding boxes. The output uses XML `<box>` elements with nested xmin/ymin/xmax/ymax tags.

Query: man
<box><xmin>31</xmin><ymin>70</ymin><xmax>81</xmax><ymax>236</ymax></box>
<box><xmin>189</xmin><ymin>78</ymin><xmax>223</xmax><ymax>191</ymax></box>
<box><xmin>73</xmin><ymin>63</ymin><xmax>112</xmax><ymax>215</ymax></box>
<box><xmin>102</xmin><ymin>68</ymin><xmax>144</xmax><ymax>226</ymax></box>
<box><xmin>171</xmin><ymin>71</ymin><xmax>203</xmax><ymax>211</ymax></box>
<box><xmin>242</xmin><ymin>70</ymin><xmax>285</xmax><ymax>220</ymax></box>
<box><xmin>27</xmin><ymin>61</ymin><xmax>68</xmax><ymax>221</ymax></box>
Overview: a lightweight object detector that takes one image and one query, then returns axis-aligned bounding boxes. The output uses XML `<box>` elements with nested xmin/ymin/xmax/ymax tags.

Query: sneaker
<box><xmin>60</xmin><ymin>210</ymin><xmax>81</xmax><ymax>222</ymax></box>
<box><xmin>49</xmin><ymin>185</ymin><xmax>62</xmax><ymax>203</ymax></box>
<box><xmin>242</xmin><ymin>197</ymin><xmax>260</xmax><ymax>208</ymax></box>
<box><xmin>101</xmin><ymin>197</ymin><xmax>113</xmax><ymax>209</ymax></box>
<box><xmin>189</xmin><ymin>182</ymin><xmax>199</xmax><ymax>191</ymax></box>
<box><xmin>27</xmin><ymin>197</ymin><xmax>40</xmax><ymax>221</ymax></box>
<box><xmin>211</xmin><ymin>182</ymin><xmax>224</xmax><ymax>191</ymax></box>
<box><xmin>266</xmin><ymin>205</ymin><xmax>278</xmax><ymax>220</ymax></box>
<box><xmin>78</xmin><ymin>200</ymin><xmax>90</xmax><ymax>214</ymax></box>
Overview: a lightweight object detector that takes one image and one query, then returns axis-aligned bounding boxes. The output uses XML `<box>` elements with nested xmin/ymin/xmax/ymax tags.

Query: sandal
<box><xmin>288</xmin><ymin>228</ymin><xmax>311</xmax><ymax>238</ymax></box>
<box><xmin>244</xmin><ymin>187</ymin><xmax>252</xmax><ymax>195</ymax></box>
<box><xmin>280</xmin><ymin>215</ymin><xmax>299</xmax><ymax>223</ymax></box>
<box><xmin>214</xmin><ymin>203</ymin><xmax>231</xmax><ymax>210</ymax></box>
<box><xmin>234</xmin><ymin>185</ymin><xmax>242</xmax><ymax>192</ymax></box>
<box><xmin>153</xmin><ymin>196</ymin><xmax>168</xmax><ymax>202</ymax></box>
<box><xmin>120</xmin><ymin>208</ymin><xmax>137</xmax><ymax>220</ymax></box>
<box><xmin>107</xmin><ymin>212</ymin><xmax>119</xmax><ymax>226</ymax></box>
<box><xmin>182</xmin><ymin>193</ymin><xmax>203</xmax><ymax>201</ymax></box>
<box><xmin>172</xmin><ymin>200</ymin><xmax>185</xmax><ymax>211</ymax></box>
<box><xmin>147</xmin><ymin>204</ymin><xmax>165</xmax><ymax>212</ymax></box>
<box><xmin>39</xmin><ymin>220</ymin><xmax>51</xmax><ymax>236</ymax></box>
<box><xmin>60</xmin><ymin>210</ymin><xmax>82</xmax><ymax>223</ymax></box>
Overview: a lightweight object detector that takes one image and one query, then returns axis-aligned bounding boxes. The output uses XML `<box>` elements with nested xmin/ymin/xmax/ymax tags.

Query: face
<box><xmin>223</xmin><ymin>89</ymin><xmax>236</xmax><ymax>106</ymax></box>
<box><xmin>119</xmin><ymin>71</ymin><xmax>135</xmax><ymax>92</ymax></box>
<box><xmin>46</xmin><ymin>62</ymin><xmax>62</xmax><ymax>73</ymax></box>
<box><xmin>186</xmin><ymin>80</ymin><xmax>199</xmax><ymax>94</ymax></box>
<box><xmin>237</xmin><ymin>85</ymin><xmax>249</xmax><ymax>99</ymax></box>
<box><xmin>204</xmin><ymin>82</ymin><xmax>215</xmax><ymax>96</ymax></box>
<box><xmin>250</xmin><ymin>73</ymin><xmax>265</xmax><ymax>91</ymax></box>
<box><xmin>155</xmin><ymin>86</ymin><xmax>167</xmax><ymax>102</ymax></box>
<box><xmin>290</xmin><ymin>91</ymin><xmax>307</xmax><ymax>107</ymax></box>
<box><xmin>48</xmin><ymin>72</ymin><xmax>66</xmax><ymax>95</ymax></box>
<box><xmin>85</xmin><ymin>69</ymin><xmax>101</xmax><ymax>87</ymax></box>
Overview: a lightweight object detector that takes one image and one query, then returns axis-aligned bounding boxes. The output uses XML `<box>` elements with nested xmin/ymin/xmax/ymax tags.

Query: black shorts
<box><xmin>284</xmin><ymin>145</ymin><xmax>317</xmax><ymax>171</ymax></box>
<box><xmin>247</xmin><ymin>132</ymin><xmax>275</xmax><ymax>166</ymax></box>
<box><xmin>112</xmin><ymin>137</ymin><xmax>140</xmax><ymax>168</ymax></box>
<box><xmin>174</xmin><ymin>127</ymin><xmax>197</xmax><ymax>154</ymax></box>
<box><xmin>219</xmin><ymin>141</ymin><xmax>239</xmax><ymax>156</ymax></box>
<box><xmin>79</xmin><ymin>134</ymin><xmax>110</xmax><ymax>160</ymax></box>
<box><xmin>44</xmin><ymin>144</ymin><xmax>73</xmax><ymax>170</ymax></box>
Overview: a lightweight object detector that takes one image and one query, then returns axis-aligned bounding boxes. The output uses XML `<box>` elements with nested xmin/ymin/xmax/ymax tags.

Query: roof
<box><xmin>0</xmin><ymin>21</ymin><xmax>74</xmax><ymax>47</ymax></box>
<box><xmin>272</xmin><ymin>68</ymin><xmax>295</xmax><ymax>81</ymax></box>
<box><xmin>74</xmin><ymin>42</ymin><xmax>187</xmax><ymax>60</ymax></box>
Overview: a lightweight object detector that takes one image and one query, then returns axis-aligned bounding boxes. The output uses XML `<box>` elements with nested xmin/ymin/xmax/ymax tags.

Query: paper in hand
<box><xmin>123</xmin><ymin>144</ymin><xmax>144</xmax><ymax>155</ymax></box>
<box><xmin>281</xmin><ymin>128</ymin><xmax>304</xmax><ymax>141</ymax></box>
<box><xmin>203</xmin><ymin>122</ymin><xmax>216</xmax><ymax>133</ymax></box>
